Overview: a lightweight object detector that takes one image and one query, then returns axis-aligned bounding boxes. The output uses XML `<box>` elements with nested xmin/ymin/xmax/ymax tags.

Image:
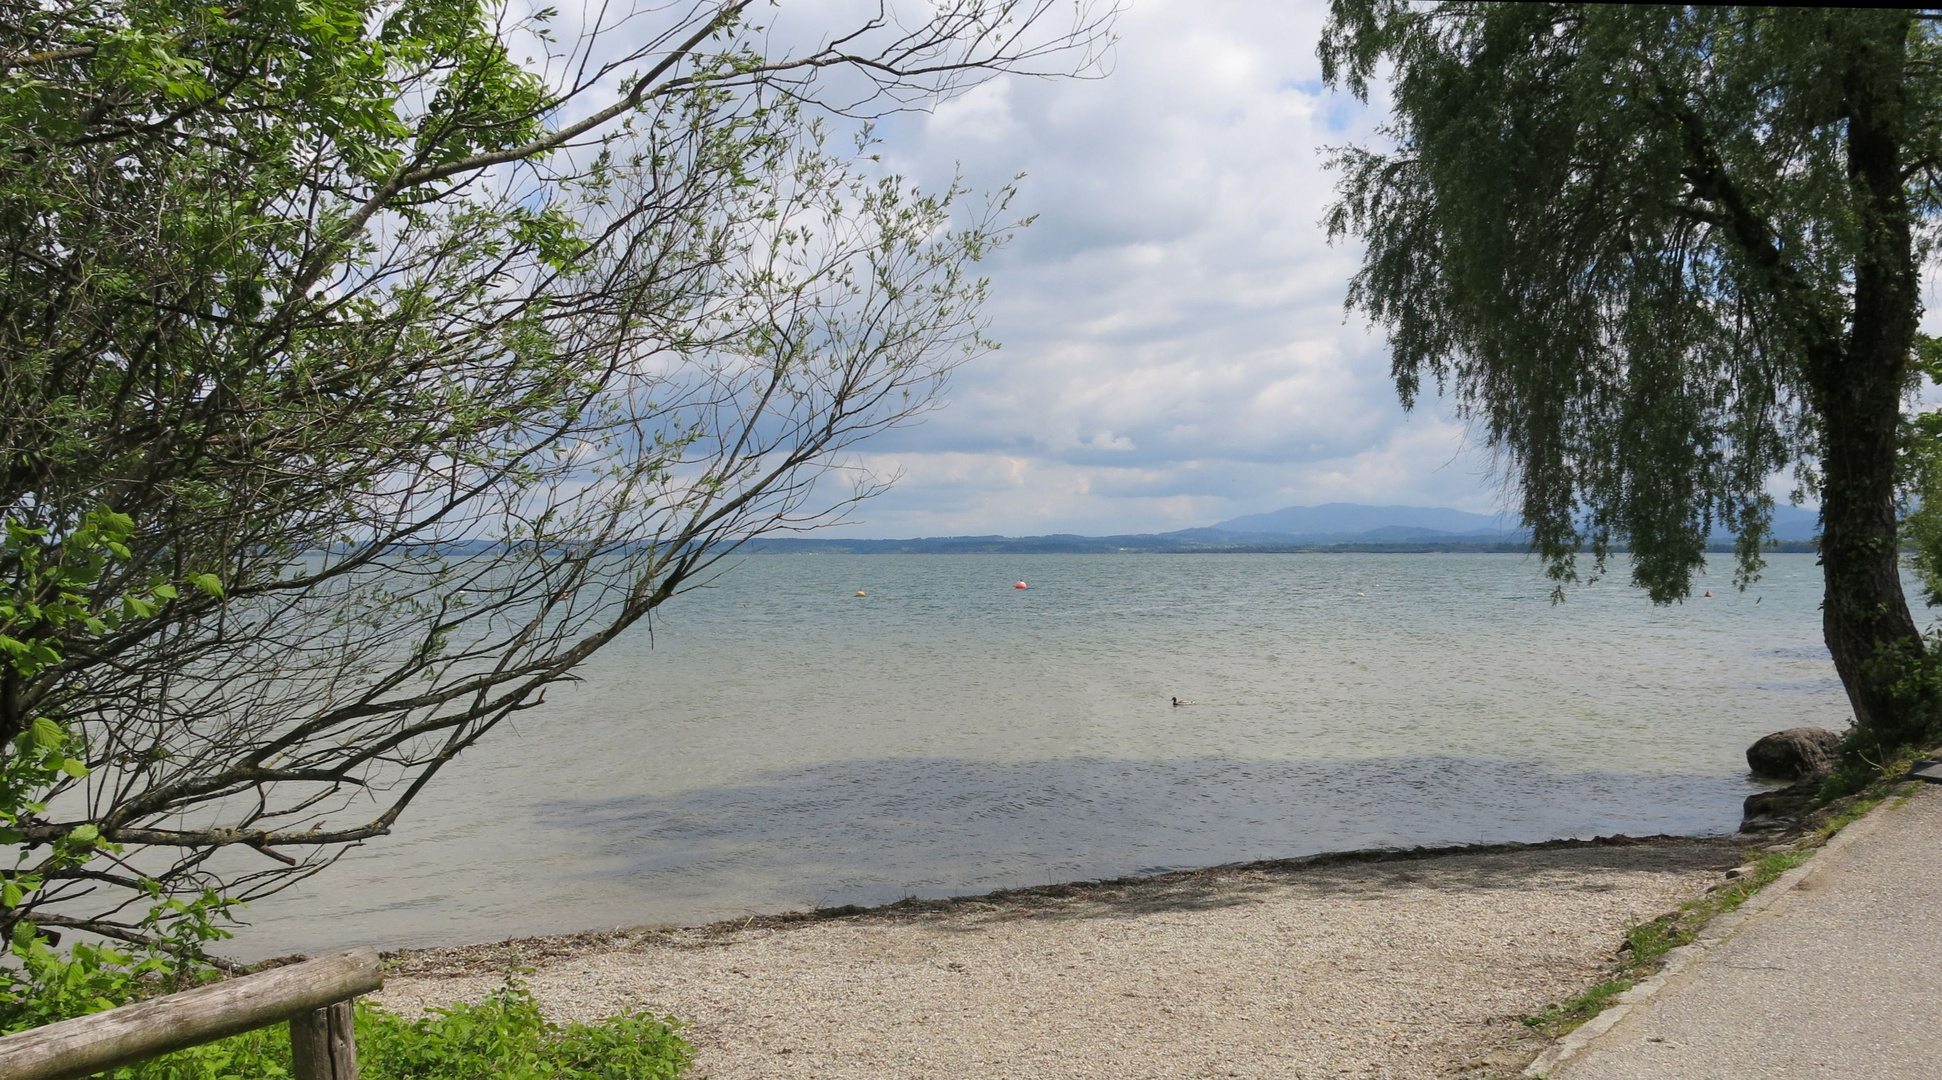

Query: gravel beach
<box><xmin>378</xmin><ymin>837</ymin><xmax>1739</xmax><ymax>1080</ymax></box>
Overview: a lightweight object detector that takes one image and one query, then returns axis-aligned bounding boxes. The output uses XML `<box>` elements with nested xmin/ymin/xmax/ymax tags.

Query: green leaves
<box><xmin>1320</xmin><ymin>3</ymin><xmax>1941</xmax><ymax>601</ymax></box>
<box><xmin>358</xmin><ymin>979</ymin><xmax>694</xmax><ymax>1080</ymax></box>
<box><xmin>1324</xmin><ymin>2</ymin><xmax>1942</xmax><ymax>741</ymax></box>
<box><xmin>0</xmin><ymin>508</ymin><xmax>215</xmax><ymax>682</ymax></box>
<box><xmin>0</xmin><ymin>963</ymin><xmax>696</xmax><ymax>1079</ymax></box>
<box><xmin>0</xmin><ymin>508</ymin><xmax>226</xmax><ymax>937</ymax></box>
<box><xmin>0</xmin><ymin>0</ymin><xmax>1030</xmax><ymax>964</ymax></box>
<box><xmin>1901</xmin><ymin>333</ymin><xmax>1942</xmax><ymax>606</ymax></box>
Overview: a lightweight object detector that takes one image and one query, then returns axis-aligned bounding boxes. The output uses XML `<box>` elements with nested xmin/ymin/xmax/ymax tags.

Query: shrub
<box><xmin>0</xmin><ymin>939</ymin><xmax>693</xmax><ymax>1080</ymax></box>
<box><xmin>359</xmin><ymin>980</ymin><xmax>695</xmax><ymax>1080</ymax></box>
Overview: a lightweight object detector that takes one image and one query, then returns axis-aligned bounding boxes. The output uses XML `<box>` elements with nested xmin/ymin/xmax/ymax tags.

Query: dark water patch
<box><xmin>540</xmin><ymin>755</ymin><xmax>1754</xmax><ymax>918</ymax></box>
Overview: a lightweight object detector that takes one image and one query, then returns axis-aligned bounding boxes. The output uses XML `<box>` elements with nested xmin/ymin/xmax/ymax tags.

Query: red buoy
<box><xmin>1014</xmin><ymin>581</ymin><xmax>1028</xmax><ymax>589</ymax></box>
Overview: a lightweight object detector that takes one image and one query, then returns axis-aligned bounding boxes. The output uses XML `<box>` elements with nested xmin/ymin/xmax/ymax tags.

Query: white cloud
<box><xmin>817</xmin><ymin>0</ymin><xmax>1508</xmax><ymax>536</ymax></box>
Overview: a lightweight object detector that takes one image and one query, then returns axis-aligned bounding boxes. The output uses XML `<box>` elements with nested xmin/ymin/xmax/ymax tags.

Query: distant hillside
<box><xmin>1211</xmin><ymin>502</ymin><xmax>1513</xmax><ymax>538</ymax></box>
<box><xmin>746</xmin><ymin>500</ymin><xmax>1823</xmax><ymax>554</ymax></box>
<box><xmin>1730</xmin><ymin>503</ymin><xmax>1820</xmax><ymax>542</ymax></box>
<box><xmin>744</xmin><ymin>533</ymin><xmax>1534</xmax><ymax>554</ymax></box>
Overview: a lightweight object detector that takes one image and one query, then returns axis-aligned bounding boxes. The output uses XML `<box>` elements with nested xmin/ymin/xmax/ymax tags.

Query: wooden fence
<box><xmin>0</xmin><ymin>948</ymin><xmax>382</xmax><ymax>1080</ymax></box>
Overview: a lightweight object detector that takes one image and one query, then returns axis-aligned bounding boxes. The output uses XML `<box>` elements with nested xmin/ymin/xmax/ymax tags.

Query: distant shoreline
<box><xmin>745</xmin><ymin>539</ymin><xmax>1822</xmax><ymax>556</ymax></box>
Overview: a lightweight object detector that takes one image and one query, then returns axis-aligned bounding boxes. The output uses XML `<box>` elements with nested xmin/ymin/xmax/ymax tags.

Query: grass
<box><xmin>1520</xmin><ymin>741</ymin><xmax>1934</xmax><ymax>1047</ymax></box>
<box><xmin>2</xmin><ymin>971</ymin><xmax>696</xmax><ymax>1080</ymax></box>
<box><xmin>1521</xmin><ymin>847</ymin><xmax>1810</xmax><ymax>1039</ymax></box>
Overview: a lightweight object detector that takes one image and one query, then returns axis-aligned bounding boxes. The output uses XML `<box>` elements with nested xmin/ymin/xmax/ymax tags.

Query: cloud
<box><xmin>811</xmin><ymin>0</ymin><xmax>1510</xmax><ymax>536</ymax></box>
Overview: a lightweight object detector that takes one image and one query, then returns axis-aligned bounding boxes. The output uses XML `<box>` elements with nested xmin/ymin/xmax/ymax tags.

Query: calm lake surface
<box><xmin>231</xmin><ymin>552</ymin><xmax>1857</xmax><ymax>958</ymax></box>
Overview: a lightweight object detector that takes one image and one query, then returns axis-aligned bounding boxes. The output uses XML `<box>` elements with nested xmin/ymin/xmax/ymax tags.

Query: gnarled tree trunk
<box><xmin>1812</xmin><ymin>18</ymin><xmax>1928</xmax><ymax>744</ymax></box>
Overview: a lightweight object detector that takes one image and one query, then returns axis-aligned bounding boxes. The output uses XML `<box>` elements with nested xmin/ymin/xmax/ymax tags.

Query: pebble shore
<box><xmin>378</xmin><ymin>836</ymin><xmax>1739</xmax><ymax>1080</ymax></box>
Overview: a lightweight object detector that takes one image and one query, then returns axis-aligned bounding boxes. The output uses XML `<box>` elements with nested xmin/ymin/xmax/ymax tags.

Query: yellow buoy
<box><xmin>855</xmin><ymin>590</ymin><xmax>866</xmax><ymax>597</ymax></box>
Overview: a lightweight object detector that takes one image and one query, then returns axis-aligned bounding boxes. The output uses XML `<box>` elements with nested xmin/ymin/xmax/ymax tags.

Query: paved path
<box><xmin>1550</xmin><ymin>784</ymin><xmax>1942</xmax><ymax>1079</ymax></box>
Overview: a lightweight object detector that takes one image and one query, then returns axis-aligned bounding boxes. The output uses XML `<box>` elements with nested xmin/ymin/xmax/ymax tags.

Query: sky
<box><xmin>531</xmin><ymin>1</ymin><xmax>1942</xmax><ymax>540</ymax></box>
<box><xmin>785</xmin><ymin>0</ymin><xmax>1512</xmax><ymax>539</ymax></box>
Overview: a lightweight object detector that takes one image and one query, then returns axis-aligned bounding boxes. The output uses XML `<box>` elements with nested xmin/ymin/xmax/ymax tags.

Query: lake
<box><xmin>228</xmin><ymin>551</ymin><xmax>1857</xmax><ymax>958</ymax></box>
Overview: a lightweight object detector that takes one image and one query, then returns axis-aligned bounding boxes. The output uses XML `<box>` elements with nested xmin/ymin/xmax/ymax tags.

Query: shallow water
<box><xmin>228</xmin><ymin>552</ymin><xmax>1856</xmax><ymax>957</ymax></box>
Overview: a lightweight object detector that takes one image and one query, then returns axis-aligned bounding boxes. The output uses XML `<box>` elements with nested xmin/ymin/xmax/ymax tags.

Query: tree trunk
<box><xmin>1813</xmin><ymin>15</ymin><xmax>1928</xmax><ymax>744</ymax></box>
<box><xmin>1816</xmin><ymin>345</ymin><xmax>1922</xmax><ymax>741</ymax></box>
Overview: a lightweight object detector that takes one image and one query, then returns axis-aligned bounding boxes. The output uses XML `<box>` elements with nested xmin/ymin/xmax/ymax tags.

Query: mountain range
<box><xmin>747</xmin><ymin>502</ymin><xmax>1822</xmax><ymax>554</ymax></box>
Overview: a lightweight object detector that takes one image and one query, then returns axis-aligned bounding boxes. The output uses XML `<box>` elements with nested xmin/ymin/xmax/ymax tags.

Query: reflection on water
<box><xmin>227</xmin><ymin>552</ymin><xmax>1860</xmax><ymax>958</ymax></box>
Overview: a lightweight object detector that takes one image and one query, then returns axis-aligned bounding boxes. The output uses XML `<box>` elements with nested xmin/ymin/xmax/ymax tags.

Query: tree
<box><xmin>0</xmin><ymin>0</ymin><xmax>1111</xmax><ymax>951</ymax></box>
<box><xmin>1320</xmin><ymin>2</ymin><xmax>1942</xmax><ymax>748</ymax></box>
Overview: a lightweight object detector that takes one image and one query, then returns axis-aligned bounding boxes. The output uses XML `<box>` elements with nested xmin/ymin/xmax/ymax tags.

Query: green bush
<box><xmin>0</xmin><ymin>938</ymin><xmax>694</xmax><ymax>1080</ymax></box>
<box><xmin>359</xmin><ymin>981</ymin><xmax>695</xmax><ymax>1080</ymax></box>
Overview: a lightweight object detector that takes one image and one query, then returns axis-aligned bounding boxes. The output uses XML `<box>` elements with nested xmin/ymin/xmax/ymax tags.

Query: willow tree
<box><xmin>1321</xmin><ymin>3</ymin><xmax>1942</xmax><ymax>745</ymax></box>
<box><xmin>0</xmin><ymin>0</ymin><xmax>1111</xmax><ymax>951</ymax></box>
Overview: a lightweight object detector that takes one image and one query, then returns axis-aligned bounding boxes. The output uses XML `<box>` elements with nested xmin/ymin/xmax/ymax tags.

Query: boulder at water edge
<box><xmin>1745</xmin><ymin>726</ymin><xmax>1842</xmax><ymax>781</ymax></box>
<box><xmin>1740</xmin><ymin>778</ymin><xmax>1822</xmax><ymax>833</ymax></box>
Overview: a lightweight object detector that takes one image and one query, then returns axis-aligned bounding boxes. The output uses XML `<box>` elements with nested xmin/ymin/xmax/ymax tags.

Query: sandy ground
<box><xmin>377</xmin><ymin>837</ymin><xmax>1742</xmax><ymax>1080</ymax></box>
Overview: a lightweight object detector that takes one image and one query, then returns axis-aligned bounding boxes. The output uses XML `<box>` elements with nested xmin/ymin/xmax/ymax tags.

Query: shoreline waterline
<box><xmin>360</xmin><ymin>828</ymin><xmax>1739</xmax><ymax>971</ymax></box>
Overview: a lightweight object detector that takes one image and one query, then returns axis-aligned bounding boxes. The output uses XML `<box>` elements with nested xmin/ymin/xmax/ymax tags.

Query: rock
<box><xmin>1745</xmin><ymin>727</ymin><xmax>1842</xmax><ymax>780</ymax></box>
<box><xmin>1739</xmin><ymin>777</ymin><xmax>1821</xmax><ymax>833</ymax></box>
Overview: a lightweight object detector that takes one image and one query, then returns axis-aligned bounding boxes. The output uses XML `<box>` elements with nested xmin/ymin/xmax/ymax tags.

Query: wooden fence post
<box><xmin>0</xmin><ymin>948</ymin><xmax>381</xmax><ymax>1080</ymax></box>
<box><xmin>290</xmin><ymin>998</ymin><xmax>359</xmax><ymax>1080</ymax></box>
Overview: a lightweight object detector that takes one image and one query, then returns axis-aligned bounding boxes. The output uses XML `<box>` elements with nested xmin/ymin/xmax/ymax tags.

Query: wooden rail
<box><xmin>0</xmin><ymin>947</ymin><xmax>382</xmax><ymax>1080</ymax></box>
